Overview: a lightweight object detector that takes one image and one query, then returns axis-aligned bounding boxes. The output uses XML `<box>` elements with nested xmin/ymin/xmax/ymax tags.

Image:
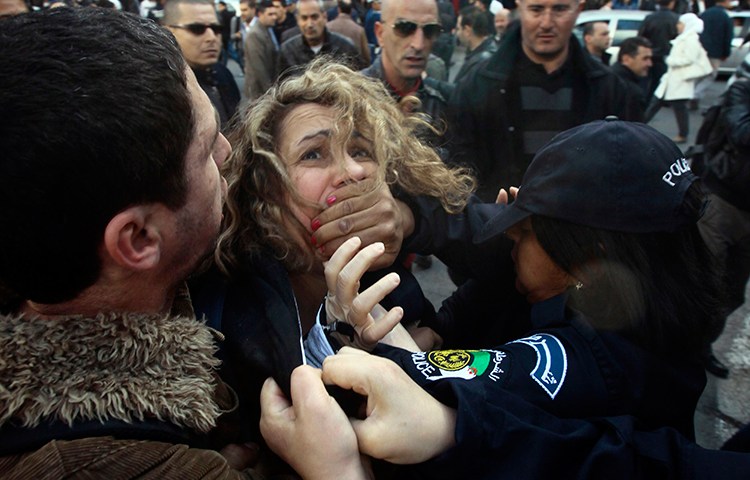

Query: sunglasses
<box><xmin>169</xmin><ymin>23</ymin><xmax>222</xmax><ymax>36</ymax></box>
<box><xmin>389</xmin><ymin>20</ymin><xmax>443</xmax><ymax>40</ymax></box>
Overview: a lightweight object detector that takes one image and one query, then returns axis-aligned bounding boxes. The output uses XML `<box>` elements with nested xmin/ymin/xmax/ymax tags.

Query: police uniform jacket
<box><xmin>375</xmin><ymin>292</ymin><xmax>707</xmax><ymax>441</ymax></box>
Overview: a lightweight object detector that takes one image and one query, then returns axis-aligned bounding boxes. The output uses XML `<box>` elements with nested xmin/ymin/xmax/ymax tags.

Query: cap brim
<box><xmin>473</xmin><ymin>203</ymin><xmax>532</xmax><ymax>245</ymax></box>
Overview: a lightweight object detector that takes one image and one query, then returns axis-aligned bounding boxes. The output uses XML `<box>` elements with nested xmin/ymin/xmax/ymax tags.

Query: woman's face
<box><xmin>278</xmin><ymin>102</ymin><xmax>378</xmax><ymax>231</ymax></box>
<box><xmin>505</xmin><ymin>218</ymin><xmax>572</xmax><ymax>303</ymax></box>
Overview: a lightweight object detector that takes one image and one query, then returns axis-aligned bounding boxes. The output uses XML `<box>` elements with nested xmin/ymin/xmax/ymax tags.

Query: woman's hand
<box><xmin>406</xmin><ymin>325</ymin><xmax>444</xmax><ymax>351</ymax></box>
<box><xmin>324</xmin><ymin>237</ymin><xmax>410</xmax><ymax>350</ymax></box>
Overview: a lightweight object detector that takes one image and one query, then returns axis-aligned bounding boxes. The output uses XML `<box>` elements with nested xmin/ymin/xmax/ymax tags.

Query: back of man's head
<box><xmin>460</xmin><ymin>5</ymin><xmax>491</xmax><ymax>38</ymax></box>
<box><xmin>338</xmin><ymin>0</ymin><xmax>352</xmax><ymax>14</ymax></box>
<box><xmin>0</xmin><ymin>8</ymin><xmax>194</xmax><ymax>304</ymax></box>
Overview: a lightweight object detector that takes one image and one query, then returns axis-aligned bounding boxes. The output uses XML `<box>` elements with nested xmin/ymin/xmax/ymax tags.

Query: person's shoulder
<box><xmin>2</xmin><ymin>437</ymin><xmax>247</xmax><ymax>480</ymax></box>
<box><xmin>329</xmin><ymin>30</ymin><xmax>355</xmax><ymax>46</ymax></box>
<box><xmin>281</xmin><ymin>33</ymin><xmax>304</xmax><ymax>50</ymax></box>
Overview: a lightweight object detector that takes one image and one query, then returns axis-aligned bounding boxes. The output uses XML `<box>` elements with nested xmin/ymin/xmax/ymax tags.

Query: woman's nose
<box><xmin>334</xmin><ymin>154</ymin><xmax>368</xmax><ymax>186</ymax></box>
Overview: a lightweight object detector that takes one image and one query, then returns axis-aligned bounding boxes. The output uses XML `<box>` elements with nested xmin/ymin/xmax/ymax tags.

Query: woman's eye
<box><xmin>350</xmin><ymin>149</ymin><xmax>373</xmax><ymax>160</ymax></box>
<box><xmin>301</xmin><ymin>150</ymin><xmax>322</xmax><ymax>161</ymax></box>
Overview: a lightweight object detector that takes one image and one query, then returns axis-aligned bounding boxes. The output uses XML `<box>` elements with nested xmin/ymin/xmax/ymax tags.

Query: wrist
<box><xmin>396</xmin><ymin>199</ymin><xmax>415</xmax><ymax>238</ymax></box>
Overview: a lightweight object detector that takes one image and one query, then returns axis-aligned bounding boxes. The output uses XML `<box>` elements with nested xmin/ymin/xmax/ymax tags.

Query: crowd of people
<box><xmin>1</xmin><ymin>0</ymin><xmax>750</xmax><ymax>478</ymax></box>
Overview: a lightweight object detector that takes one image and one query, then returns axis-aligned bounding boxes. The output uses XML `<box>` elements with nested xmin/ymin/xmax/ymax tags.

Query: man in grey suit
<box><xmin>243</xmin><ymin>0</ymin><xmax>279</xmax><ymax>102</ymax></box>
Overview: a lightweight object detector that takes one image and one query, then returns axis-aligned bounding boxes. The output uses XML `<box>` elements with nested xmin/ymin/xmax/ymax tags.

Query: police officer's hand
<box><xmin>311</xmin><ymin>180</ymin><xmax>414</xmax><ymax>270</ymax></box>
<box><xmin>322</xmin><ymin>348</ymin><xmax>457</xmax><ymax>464</ymax></box>
<box><xmin>495</xmin><ymin>186</ymin><xmax>519</xmax><ymax>204</ymax></box>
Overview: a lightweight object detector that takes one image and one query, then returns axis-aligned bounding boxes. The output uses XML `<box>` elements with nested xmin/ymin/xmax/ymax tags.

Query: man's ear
<box><xmin>375</xmin><ymin>19</ymin><xmax>384</xmax><ymax>45</ymax></box>
<box><xmin>103</xmin><ymin>205</ymin><xmax>164</xmax><ymax>271</ymax></box>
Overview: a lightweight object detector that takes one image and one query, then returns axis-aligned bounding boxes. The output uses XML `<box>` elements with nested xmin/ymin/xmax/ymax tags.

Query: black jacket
<box><xmin>612</xmin><ymin>62</ymin><xmax>649</xmax><ymax>115</ymax></box>
<box><xmin>277</xmin><ymin>29</ymin><xmax>363</xmax><ymax>78</ymax></box>
<box><xmin>362</xmin><ymin>56</ymin><xmax>449</xmax><ymax>149</ymax></box>
<box><xmin>447</xmin><ymin>24</ymin><xmax>641</xmax><ymax>200</ymax></box>
<box><xmin>702</xmin><ymin>78</ymin><xmax>750</xmax><ymax>211</ymax></box>
<box><xmin>638</xmin><ymin>9</ymin><xmax>679</xmax><ymax>58</ymax></box>
<box><xmin>424</xmin><ymin>36</ymin><xmax>498</xmax><ymax>100</ymax></box>
<box><xmin>193</xmin><ymin>64</ymin><xmax>240</xmax><ymax>130</ymax></box>
<box><xmin>189</xmin><ymin>251</ymin><xmax>434</xmax><ymax>442</ymax></box>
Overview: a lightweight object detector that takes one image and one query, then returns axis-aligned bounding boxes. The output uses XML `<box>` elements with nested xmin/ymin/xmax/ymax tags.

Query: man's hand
<box><xmin>259</xmin><ymin>366</ymin><xmax>372</xmax><ymax>480</ymax></box>
<box><xmin>311</xmin><ymin>180</ymin><xmax>414</xmax><ymax>270</ymax></box>
<box><xmin>322</xmin><ymin>348</ymin><xmax>457</xmax><ymax>464</ymax></box>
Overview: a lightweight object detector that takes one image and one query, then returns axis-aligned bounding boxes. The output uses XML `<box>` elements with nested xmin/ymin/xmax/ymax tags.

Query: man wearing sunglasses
<box><xmin>448</xmin><ymin>0</ymin><xmax>642</xmax><ymax>201</ymax></box>
<box><xmin>362</xmin><ymin>0</ymin><xmax>447</xmax><ymax>146</ymax></box>
<box><xmin>165</xmin><ymin>0</ymin><xmax>240</xmax><ymax>129</ymax></box>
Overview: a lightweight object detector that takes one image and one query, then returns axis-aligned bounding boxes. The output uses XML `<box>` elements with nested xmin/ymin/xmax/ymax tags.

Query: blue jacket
<box><xmin>700</xmin><ymin>6</ymin><xmax>734</xmax><ymax>59</ymax></box>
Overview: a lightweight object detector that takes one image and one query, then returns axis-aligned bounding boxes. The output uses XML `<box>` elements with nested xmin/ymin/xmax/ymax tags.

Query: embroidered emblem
<box><xmin>411</xmin><ymin>350</ymin><xmax>506</xmax><ymax>382</ymax></box>
<box><xmin>511</xmin><ymin>334</ymin><xmax>568</xmax><ymax>399</ymax></box>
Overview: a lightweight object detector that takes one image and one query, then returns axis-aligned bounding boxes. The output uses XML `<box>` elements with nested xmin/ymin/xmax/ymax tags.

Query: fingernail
<box><xmin>311</xmin><ymin>219</ymin><xmax>321</xmax><ymax>231</ymax></box>
<box><xmin>326</xmin><ymin>195</ymin><xmax>336</xmax><ymax>206</ymax></box>
<box><xmin>311</xmin><ymin>235</ymin><xmax>317</xmax><ymax>247</ymax></box>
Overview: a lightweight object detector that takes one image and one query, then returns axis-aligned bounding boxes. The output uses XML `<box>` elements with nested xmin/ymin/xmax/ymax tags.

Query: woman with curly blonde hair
<box><xmin>188</xmin><ymin>57</ymin><xmax>475</xmax><ymax>457</ymax></box>
<box><xmin>217</xmin><ymin>58</ymin><xmax>474</xmax><ymax>275</ymax></box>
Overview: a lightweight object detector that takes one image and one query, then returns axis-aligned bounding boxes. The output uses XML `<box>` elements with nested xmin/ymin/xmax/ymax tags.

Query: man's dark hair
<box><xmin>459</xmin><ymin>5</ymin><xmax>491</xmax><ymax>38</ymax></box>
<box><xmin>0</xmin><ymin>8</ymin><xmax>194</xmax><ymax>303</ymax></box>
<box><xmin>618</xmin><ymin>36</ymin><xmax>652</xmax><ymax>62</ymax></box>
<box><xmin>582</xmin><ymin>21</ymin><xmax>606</xmax><ymax>39</ymax></box>
<box><xmin>162</xmin><ymin>0</ymin><xmax>215</xmax><ymax>25</ymax></box>
<box><xmin>257</xmin><ymin>0</ymin><xmax>274</xmax><ymax>13</ymax></box>
<box><xmin>532</xmin><ymin>184</ymin><xmax>724</xmax><ymax>355</ymax></box>
<box><xmin>337</xmin><ymin>0</ymin><xmax>352</xmax><ymax>14</ymax></box>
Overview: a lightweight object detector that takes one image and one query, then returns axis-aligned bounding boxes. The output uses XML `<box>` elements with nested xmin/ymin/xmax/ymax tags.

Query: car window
<box><xmin>612</xmin><ymin>19</ymin><xmax>643</xmax><ymax>46</ymax></box>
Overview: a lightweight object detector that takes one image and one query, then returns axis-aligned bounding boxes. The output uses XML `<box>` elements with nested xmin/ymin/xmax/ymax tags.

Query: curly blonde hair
<box><xmin>217</xmin><ymin>57</ymin><xmax>475</xmax><ymax>274</ymax></box>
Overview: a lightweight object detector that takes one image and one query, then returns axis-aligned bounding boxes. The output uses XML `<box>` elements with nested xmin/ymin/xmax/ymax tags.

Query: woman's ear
<box><xmin>102</xmin><ymin>205</ymin><xmax>163</xmax><ymax>271</ymax></box>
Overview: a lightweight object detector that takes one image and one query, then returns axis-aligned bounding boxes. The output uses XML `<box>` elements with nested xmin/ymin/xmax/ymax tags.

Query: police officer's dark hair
<box><xmin>0</xmin><ymin>8</ymin><xmax>194</xmax><ymax>304</ymax></box>
<box><xmin>459</xmin><ymin>5</ymin><xmax>491</xmax><ymax>38</ymax></box>
<box><xmin>532</xmin><ymin>183</ymin><xmax>724</xmax><ymax>355</ymax></box>
<box><xmin>618</xmin><ymin>36</ymin><xmax>652</xmax><ymax>62</ymax></box>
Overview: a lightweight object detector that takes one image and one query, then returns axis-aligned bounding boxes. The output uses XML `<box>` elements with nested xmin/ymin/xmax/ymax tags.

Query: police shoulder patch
<box><xmin>409</xmin><ymin>349</ymin><xmax>507</xmax><ymax>382</ymax></box>
<box><xmin>511</xmin><ymin>333</ymin><xmax>568</xmax><ymax>399</ymax></box>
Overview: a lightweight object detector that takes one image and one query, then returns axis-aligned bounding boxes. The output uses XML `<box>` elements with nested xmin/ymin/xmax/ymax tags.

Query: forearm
<box><xmin>401</xmin><ymin>195</ymin><xmax>513</xmax><ymax>280</ymax></box>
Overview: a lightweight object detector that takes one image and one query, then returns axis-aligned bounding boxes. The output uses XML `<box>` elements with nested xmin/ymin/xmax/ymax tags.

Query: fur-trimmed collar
<box><xmin>0</xmin><ymin>313</ymin><xmax>223</xmax><ymax>433</ymax></box>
